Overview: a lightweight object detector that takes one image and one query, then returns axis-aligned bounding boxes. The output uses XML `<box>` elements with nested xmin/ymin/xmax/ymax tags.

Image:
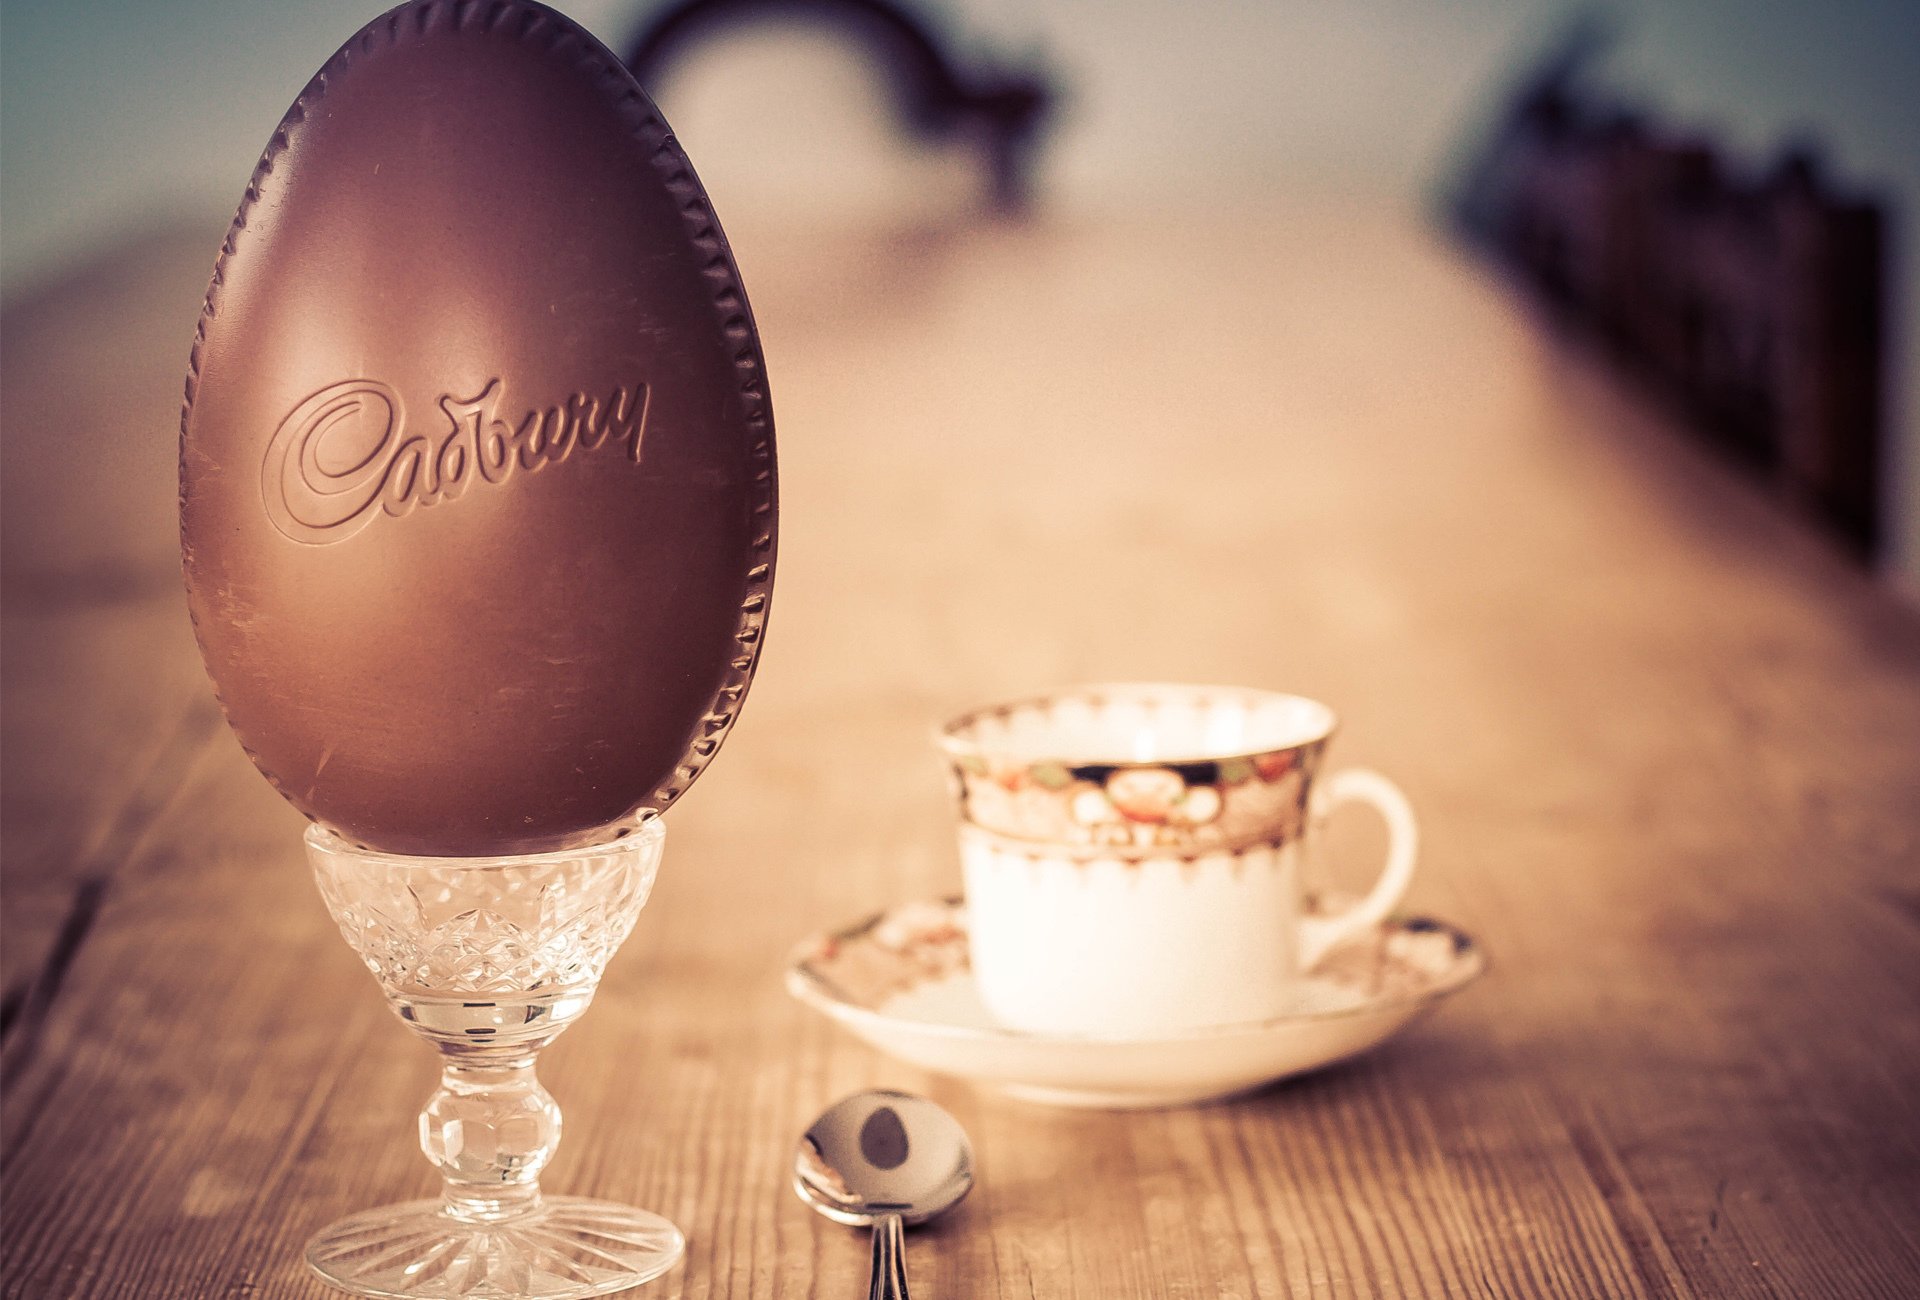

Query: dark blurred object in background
<box><xmin>625</xmin><ymin>0</ymin><xmax>1057</xmax><ymax>213</ymax></box>
<box><xmin>1450</xmin><ymin>21</ymin><xmax>1887</xmax><ymax>560</ymax></box>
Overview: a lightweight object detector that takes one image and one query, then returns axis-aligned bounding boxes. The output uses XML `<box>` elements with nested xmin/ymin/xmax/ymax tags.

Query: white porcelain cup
<box><xmin>939</xmin><ymin>684</ymin><xmax>1417</xmax><ymax>1037</ymax></box>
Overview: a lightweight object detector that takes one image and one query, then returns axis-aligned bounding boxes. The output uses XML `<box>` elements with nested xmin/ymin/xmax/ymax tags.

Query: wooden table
<box><xmin>5</xmin><ymin>204</ymin><xmax>1919</xmax><ymax>1298</ymax></box>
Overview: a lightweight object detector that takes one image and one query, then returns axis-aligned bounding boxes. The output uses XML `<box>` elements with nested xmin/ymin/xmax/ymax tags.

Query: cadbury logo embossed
<box><xmin>262</xmin><ymin>377</ymin><xmax>650</xmax><ymax>544</ymax></box>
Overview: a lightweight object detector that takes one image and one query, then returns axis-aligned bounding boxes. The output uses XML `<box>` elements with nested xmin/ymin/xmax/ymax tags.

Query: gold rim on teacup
<box><xmin>936</xmin><ymin>684</ymin><xmax>1340</xmax><ymax>856</ymax></box>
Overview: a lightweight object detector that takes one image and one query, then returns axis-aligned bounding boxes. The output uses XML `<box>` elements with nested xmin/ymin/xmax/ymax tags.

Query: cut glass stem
<box><xmin>302</xmin><ymin>820</ymin><xmax>683</xmax><ymax>1299</ymax></box>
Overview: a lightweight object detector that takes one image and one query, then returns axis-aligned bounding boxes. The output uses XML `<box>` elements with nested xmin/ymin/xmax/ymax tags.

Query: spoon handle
<box><xmin>868</xmin><ymin>1213</ymin><xmax>909</xmax><ymax>1300</ymax></box>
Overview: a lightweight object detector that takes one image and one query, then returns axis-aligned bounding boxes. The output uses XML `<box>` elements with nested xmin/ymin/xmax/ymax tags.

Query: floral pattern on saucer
<box><xmin>800</xmin><ymin>899</ymin><xmax>970</xmax><ymax>1005</ymax></box>
<box><xmin>787</xmin><ymin>898</ymin><xmax>1485</xmax><ymax>1108</ymax></box>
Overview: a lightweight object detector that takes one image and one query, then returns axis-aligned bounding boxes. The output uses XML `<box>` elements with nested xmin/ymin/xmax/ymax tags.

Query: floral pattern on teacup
<box><xmin>1087</xmin><ymin>767</ymin><xmax>1221</xmax><ymax>827</ymax></box>
<box><xmin>950</xmin><ymin>739</ymin><xmax>1326</xmax><ymax>853</ymax></box>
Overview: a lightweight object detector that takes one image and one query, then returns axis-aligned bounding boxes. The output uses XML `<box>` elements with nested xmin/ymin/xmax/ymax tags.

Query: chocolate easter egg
<box><xmin>181</xmin><ymin>0</ymin><xmax>774</xmax><ymax>856</ymax></box>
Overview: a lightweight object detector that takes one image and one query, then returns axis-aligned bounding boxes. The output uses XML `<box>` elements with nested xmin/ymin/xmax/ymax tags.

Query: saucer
<box><xmin>785</xmin><ymin>898</ymin><xmax>1485</xmax><ymax>1109</ymax></box>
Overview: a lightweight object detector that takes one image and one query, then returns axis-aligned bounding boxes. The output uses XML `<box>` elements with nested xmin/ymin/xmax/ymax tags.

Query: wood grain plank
<box><xmin>0</xmin><ymin>226</ymin><xmax>229</xmax><ymax>1016</ymax></box>
<box><xmin>0</xmin><ymin>598</ymin><xmax>224</xmax><ymax>1010</ymax></box>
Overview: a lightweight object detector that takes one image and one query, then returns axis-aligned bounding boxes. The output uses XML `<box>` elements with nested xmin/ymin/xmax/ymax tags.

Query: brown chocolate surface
<box><xmin>180</xmin><ymin>0</ymin><xmax>775</xmax><ymax>856</ymax></box>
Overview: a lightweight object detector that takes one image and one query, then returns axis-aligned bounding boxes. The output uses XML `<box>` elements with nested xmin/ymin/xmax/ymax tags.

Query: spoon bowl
<box><xmin>794</xmin><ymin>1091</ymin><xmax>974</xmax><ymax>1298</ymax></box>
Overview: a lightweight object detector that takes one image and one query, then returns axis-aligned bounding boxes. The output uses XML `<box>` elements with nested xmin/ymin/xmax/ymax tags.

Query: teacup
<box><xmin>937</xmin><ymin>684</ymin><xmax>1417</xmax><ymax>1037</ymax></box>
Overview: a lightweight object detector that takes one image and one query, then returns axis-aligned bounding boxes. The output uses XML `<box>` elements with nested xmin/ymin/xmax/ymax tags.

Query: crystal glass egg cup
<box><xmin>303</xmin><ymin>818</ymin><xmax>682</xmax><ymax>1298</ymax></box>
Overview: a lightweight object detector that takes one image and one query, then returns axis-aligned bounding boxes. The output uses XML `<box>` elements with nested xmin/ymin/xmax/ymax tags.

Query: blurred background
<box><xmin>3</xmin><ymin>0</ymin><xmax>1917</xmax><ymax>586</ymax></box>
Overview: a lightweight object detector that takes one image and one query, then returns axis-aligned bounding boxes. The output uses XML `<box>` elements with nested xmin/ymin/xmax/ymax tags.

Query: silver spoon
<box><xmin>793</xmin><ymin>1090</ymin><xmax>974</xmax><ymax>1300</ymax></box>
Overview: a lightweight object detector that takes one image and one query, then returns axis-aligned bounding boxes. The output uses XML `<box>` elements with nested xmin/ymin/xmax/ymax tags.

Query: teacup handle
<box><xmin>1296</xmin><ymin>767</ymin><xmax>1418</xmax><ymax>970</ymax></box>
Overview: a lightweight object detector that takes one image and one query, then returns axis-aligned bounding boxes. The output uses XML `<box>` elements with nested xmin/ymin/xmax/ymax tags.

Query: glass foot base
<box><xmin>306</xmin><ymin>1197</ymin><xmax>685</xmax><ymax>1299</ymax></box>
